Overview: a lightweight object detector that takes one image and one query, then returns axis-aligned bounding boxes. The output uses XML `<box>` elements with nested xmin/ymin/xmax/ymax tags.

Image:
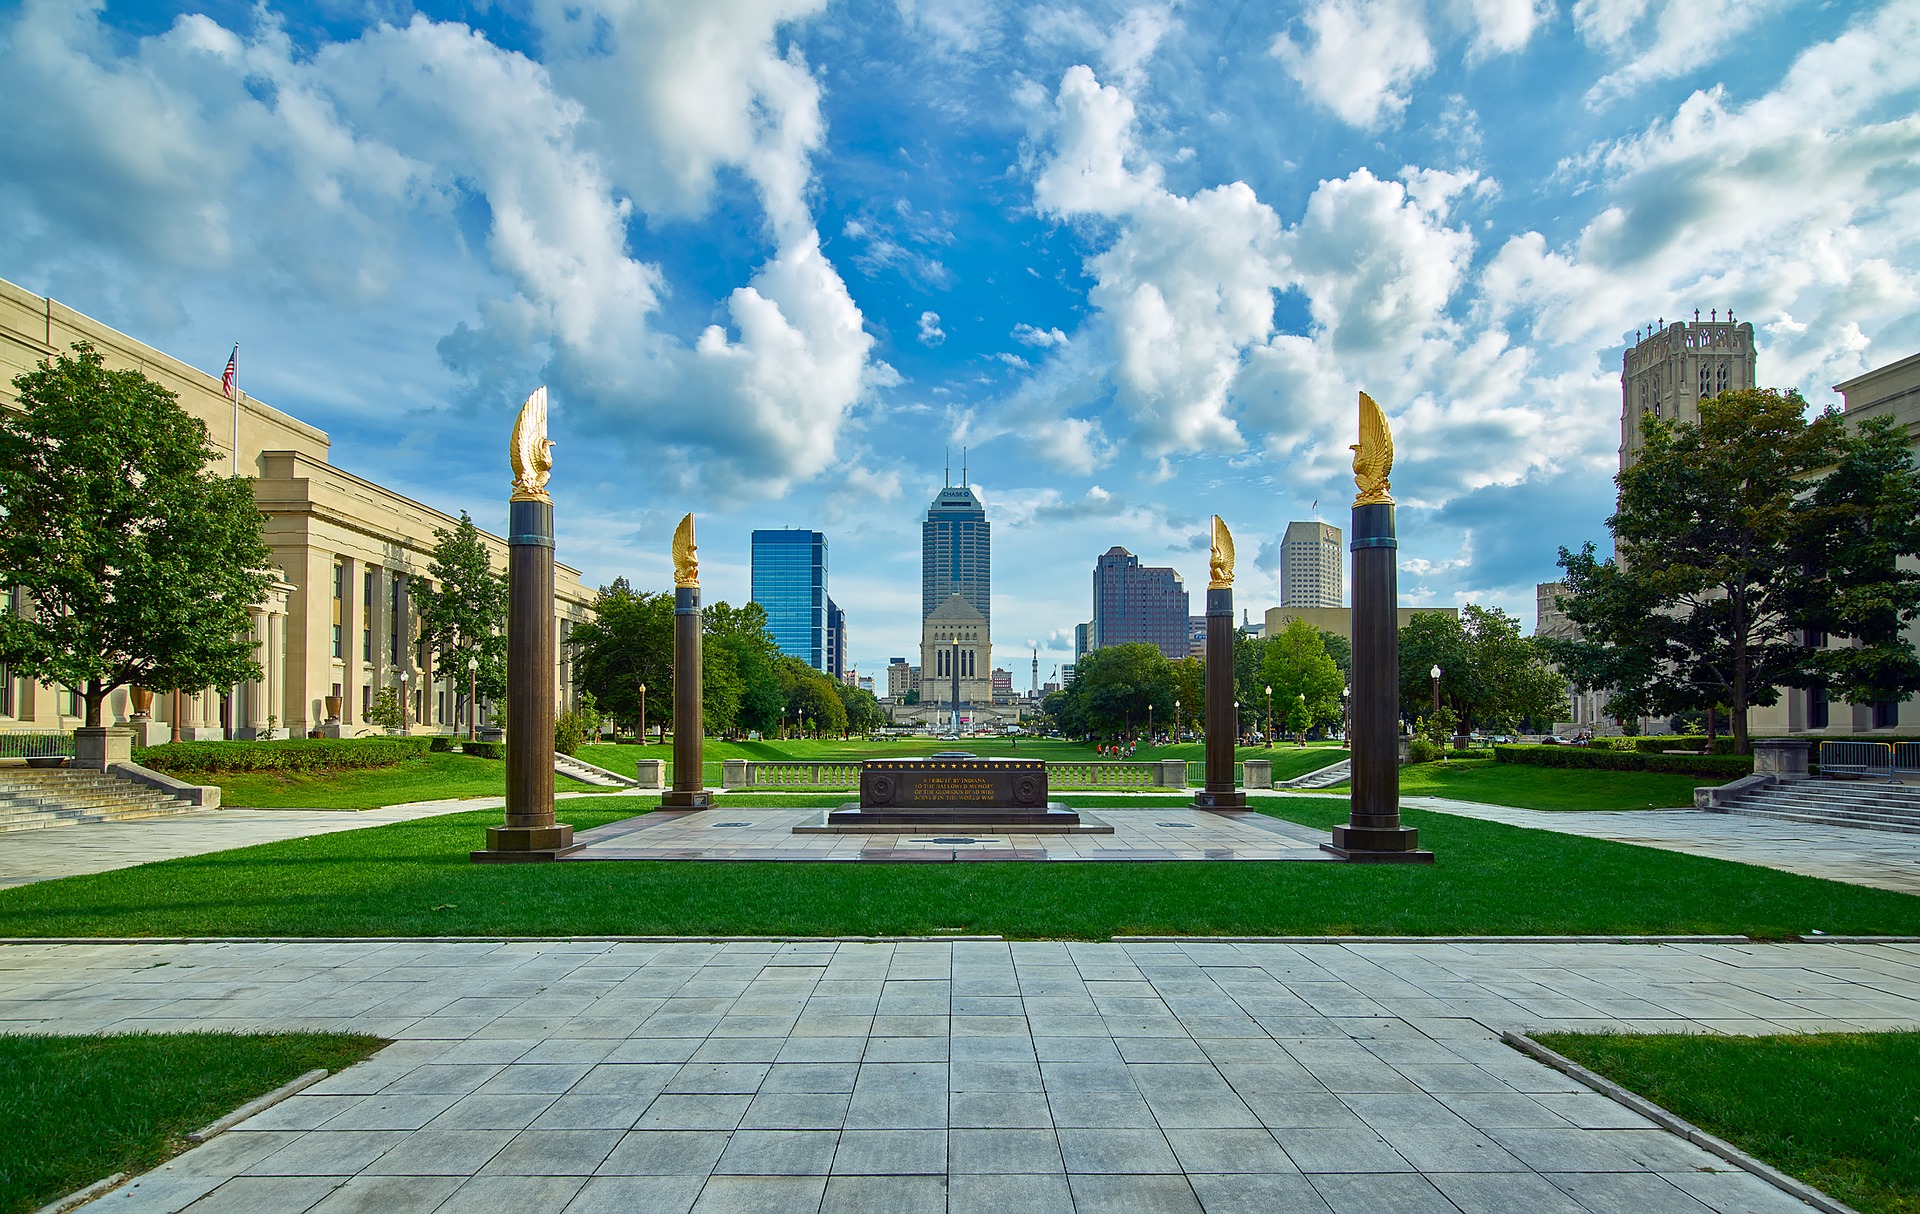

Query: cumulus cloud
<box><xmin>1013</xmin><ymin>323</ymin><xmax>1070</xmax><ymax>347</ymax></box>
<box><xmin>1272</xmin><ymin>0</ymin><xmax>1435</xmax><ymax>129</ymax></box>
<box><xmin>1575</xmin><ymin>0</ymin><xmax>1789</xmax><ymax>105</ymax></box>
<box><xmin>919</xmin><ymin>311</ymin><xmax>946</xmax><ymax>345</ymax></box>
<box><xmin>0</xmin><ymin>0</ymin><xmax>878</xmax><ymax>494</ymax></box>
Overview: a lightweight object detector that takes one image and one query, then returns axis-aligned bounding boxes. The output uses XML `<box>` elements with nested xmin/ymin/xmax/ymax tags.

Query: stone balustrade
<box><xmin>711</xmin><ymin>758</ymin><xmax>1195</xmax><ymax>792</ymax></box>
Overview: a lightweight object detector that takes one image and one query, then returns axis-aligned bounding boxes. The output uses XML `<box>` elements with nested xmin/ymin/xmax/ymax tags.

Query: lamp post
<box><xmin>1430</xmin><ymin>664</ymin><xmax>1441</xmax><ymax>716</ymax></box>
<box><xmin>399</xmin><ymin>668</ymin><xmax>410</xmax><ymax>733</ymax></box>
<box><xmin>1147</xmin><ymin>702</ymin><xmax>1154</xmax><ymax>747</ymax></box>
<box><xmin>1265</xmin><ymin>684</ymin><xmax>1273</xmax><ymax>746</ymax></box>
<box><xmin>1173</xmin><ymin>698</ymin><xmax>1181</xmax><ymax>741</ymax></box>
<box><xmin>638</xmin><ymin>681</ymin><xmax>647</xmax><ymax>747</ymax></box>
<box><xmin>1298</xmin><ymin>692</ymin><xmax>1307</xmax><ymax>747</ymax></box>
<box><xmin>1233</xmin><ymin>699</ymin><xmax>1240</xmax><ymax>745</ymax></box>
<box><xmin>1341</xmin><ymin>685</ymin><xmax>1350</xmax><ymax>740</ymax></box>
<box><xmin>467</xmin><ymin>656</ymin><xmax>478</xmax><ymax>741</ymax></box>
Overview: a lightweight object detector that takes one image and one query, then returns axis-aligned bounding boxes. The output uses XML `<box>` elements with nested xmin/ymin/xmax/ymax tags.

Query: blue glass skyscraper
<box><xmin>751</xmin><ymin>529</ymin><xmax>828</xmax><ymax>670</ymax></box>
<box><xmin>922</xmin><ymin>473</ymin><xmax>990</xmax><ymax>629</ymax></box>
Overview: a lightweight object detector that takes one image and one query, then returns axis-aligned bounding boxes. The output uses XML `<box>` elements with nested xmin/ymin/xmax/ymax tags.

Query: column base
<box><xmin>1321</xmin><ymin>823</ymin><xmax>1433</xmax><ymax>863</ymax></box>
<box><xmin>1191</xmin><ymin>789</ymin><xmax>1247</xmax><ymax>811</ymax></box>
<box><xmin>471</xmin><ymin>823</ymin><xmax>577</xmax><ymax>863</ymax></box>
<box><xmin>661</xmin><ymin>789</ymin><xmax>715</xmax><ymax>810</ymax></box>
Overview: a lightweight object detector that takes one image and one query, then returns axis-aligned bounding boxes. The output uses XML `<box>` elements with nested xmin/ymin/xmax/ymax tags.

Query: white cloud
<box><xmin>1032</xmin><ymin>65</ymin><xmax>1288</xmax><ymax>455</ymax></box>
<box><xmin>1271</xmin><ymin>0</ymin><xmax>1435</xmax><ymax>129</ymax></box>
<box><xmin>1462</xmin><ymin>0</ymin><xmax>1553</xmax><ymax>59</ymax></box>
<box><xmin>919</xmin><ymin>311</ymin><xmax>947</xmax><ymax>345</ymax></box>
<box><xmin>0</xmin><ymin>0</ymin><xmax>880</xmax><ymax>494</ymax></box>
<box><xmin>1575</xmin><ymin>0</ymin><xmax>1788</xmax><ymax>104</ymax></box>
<box><xmin>1013</xmin><ymin>323</ymin><xmax>1070</xmax><ymax>347</ymax></box>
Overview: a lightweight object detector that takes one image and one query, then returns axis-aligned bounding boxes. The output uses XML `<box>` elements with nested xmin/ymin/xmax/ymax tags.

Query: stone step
<box><xmin>1725</xmin><ymin>805</ymin><xmax>1920</xmax><ymax>835</ymax></box>
<box><xmin>0</xmin><ymin>769</ymin><xmax>200</xmax><ymax>833</ymax></box>
<box><xmin>1748</xmin><ymin>797</ymin><xmax>1920</xmax><ymax>820</ymax></box>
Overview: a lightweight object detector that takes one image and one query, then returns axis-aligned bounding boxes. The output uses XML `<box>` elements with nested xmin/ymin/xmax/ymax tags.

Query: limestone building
<box><xmin>919</xmin><ymin>595</ymin><xmax>992</xmax><ymax>712</ymax></box>
<box><xmin>1534</xmin><ymin>581</ymin><xmax>1613</xmax><ymax>734</ymax></box>
<box><xmin>1620</xmin><ymin>311</ymin><xmax>1757</xmax><ymax>469</ymax></box>
<box><xmin>1280</xmin><ymin>521</ymin><xmax>1343</xmax><ymax>608</ymax></box>
<box><xmin>1263</xmin><ymin>605</ymin><xmax>1455</xmax><ymax>644</ymax></box>
<box><xmin>1749</xmin><ymin>350</ymin><xmax>1920</xmax><ymax>737</ymax></box>
<box><xmin>0</xmin><ymin>276</ymin><xmax>595</xmax><ymax>740</ymax></box>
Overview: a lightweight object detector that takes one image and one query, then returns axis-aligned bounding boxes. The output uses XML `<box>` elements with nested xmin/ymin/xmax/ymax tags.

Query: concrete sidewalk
<box><xmin>5</xmin><ymin>936</ymin><xmax>1914</xmax><ymax>1213</ymax></box>
<box><xmin>1406</xmin><ymin>797</ymin><xmax>1920</xmax><ymax>896</ymax></box>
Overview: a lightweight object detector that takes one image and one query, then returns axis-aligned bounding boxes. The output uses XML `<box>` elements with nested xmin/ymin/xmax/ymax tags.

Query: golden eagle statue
<box><xmin>673</xmin><ymin>513</ymin><xmax>699</xmax><ymax>588</ymax></box>
<box><xmin>1351</xmin><ymin>390</ymin><xmax>1394</xmax><ymax>507</ymax></box>
<box><xmin>1208</xmin><ymin>515</ymin><xmax>1235</xmax><ymax>589</ymax></box>
<box><xmin>508</xmin><ymin>386</ymin><xmax>554</xmax><ymax>504</ymax></box>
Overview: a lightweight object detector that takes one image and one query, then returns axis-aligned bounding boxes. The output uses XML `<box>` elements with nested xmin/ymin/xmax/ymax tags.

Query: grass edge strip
<box><xmin>185</xmin><ymin>1066</ymin><xmax>329</xmax><ymax>1143</ymax></box>
<box><xmin>28</xmin><ymin>1171</ymin><xmax>126</xmax><ymax>1214</ymax></box>
<box><xmin>1500</xmin><ymin>1030</ymin><xmax>1864</xmax><ymax>1214</ymax></box>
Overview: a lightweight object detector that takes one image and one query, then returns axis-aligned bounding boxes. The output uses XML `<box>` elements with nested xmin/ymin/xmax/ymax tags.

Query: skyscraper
<box><xmin>825</xmin><ymin>598</ymin><xmax>847</xmax><ymax>681</ymax></box>
<box><xmin>1620</xmin><ymin>310</ymin><xmax>1757</xmax><ymax>470</ymax></box>
<box><xmin>1092</xmin><ymin>546</ymin><xmax>1190</xmax><ymax>660</ymax></box>
<box><xmin>922</xmin><ymin>464</ymin><xmax>990</xmax><ymax>629</ymax></box>
<box><xmin>751</xmin><ymin>529</ymin><xmax>828</xmax><ymax>670</ymax></box>
<box><xmin>1280</xmin><ymin>521</ymin><xmax>1343</xmax><ymax>608</ymax></box>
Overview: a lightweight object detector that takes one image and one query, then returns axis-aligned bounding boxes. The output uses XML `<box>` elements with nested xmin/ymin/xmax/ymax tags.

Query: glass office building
<box><xmin>751</xmin><ymin>529</ymin><xmax>828</xmax><ymax>670</ymax></box>
<box><xmin>922</xmin><ymin>483</ymin><xmax>990</xmax><ymax>629</ymax></box>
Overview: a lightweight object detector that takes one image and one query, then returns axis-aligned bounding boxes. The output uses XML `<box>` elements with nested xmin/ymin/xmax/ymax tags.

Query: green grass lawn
<box><xmin>1330</xmin><ymin>757</ymin><xmax>1705</xmax><ymax>811</ymax></box>
<box><xmin>0</xmin><ymin>1032</ymin><xmax>384</xmax><ymax>1214</ymax></box>
<box><xmin>1537</xmin><ymin>1032</ymin><xmax>1920</xmax><ymax>1214</ymax></box>
<box><xmin>211</xmin><ymin>750</ymin><xmax>611</xmax><ymax>809</ymax></box>
<box><xmin>2</xmin><ymin>795</ymin><xmax>1914</xmax><ymax>939</ymax></box>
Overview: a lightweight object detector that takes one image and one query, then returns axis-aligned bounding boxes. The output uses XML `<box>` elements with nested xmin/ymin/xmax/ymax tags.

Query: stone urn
<box><xmin>324</xmin><ymin>695</ymin><xmax>343</xmax><ymax>724</ymax></box>
<box><xmin>129</xmin><ymin>687</ymin><xmax>154</xmax><ymax>719</ymax></box>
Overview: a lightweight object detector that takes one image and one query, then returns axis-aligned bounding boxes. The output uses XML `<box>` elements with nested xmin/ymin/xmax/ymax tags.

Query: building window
<box><xmin>363</xmin><ymin>570</ymin><xmax>376</xmax><ymax>662</ymax></box>
<box><xmin>362</xmin><ymin>685</ymin><xmax>372</xmax><ymax>716</ymax></box>
<box><xmin>1808</xmin><ymin>686</ymin><xmax>1829</xmax><ymax>730</ymax></box>
<box><xmin>331</xmin><ymin>562</ymin><xmax>345</xmax><ymax>658</ymax></box>
<box><xmin>390</xmin><ymin>575</ymin><xmax>403</xmax><ymax>668</ymax></box>
<box><xmin>1874</xmin><ymin>701</ymin><xmax>1899</xmax><ymax>729</ymax></box>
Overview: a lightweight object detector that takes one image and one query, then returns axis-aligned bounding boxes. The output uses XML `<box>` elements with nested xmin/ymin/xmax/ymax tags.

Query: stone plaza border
<box><xmin>1504</xmin><ymin>1031</ymin><xmax>1864</xmax><ymax>1214</ymax></box>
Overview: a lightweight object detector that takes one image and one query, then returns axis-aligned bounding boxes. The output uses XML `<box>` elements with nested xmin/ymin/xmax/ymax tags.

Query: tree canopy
<box><xmin>412</xmin><ymin>511</ymin><xmax>507</xmax><ymax>713</ymax></box>
<box><xmin>1398</xmin><ymin>606</ymin><xmax>1566</xmax><ymax>731</ymax></box>
<box><xmin>1548</xmin><ymin>389</ymin><xmax>1920</xmax><ymax>751</ymax></box>
<box><xmin>0</xmin><ymin>343</ymin><xmax>274</xmax><ymax>727</ymax></box>
<box><xmin>1256</xmin><ymin>617</ymin><xmax>1345</xmax><ymax>734</ymax></box>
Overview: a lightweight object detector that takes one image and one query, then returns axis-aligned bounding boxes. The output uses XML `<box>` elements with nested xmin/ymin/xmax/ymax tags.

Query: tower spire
<box><xmin>962</xmin><ymin>446</ymin><xmax>968</xmax><ymax>487</ymax></box>
<box><xmin>945</xmin><ymin>447</ymin><xmax>950</xmax><ymax>488</ymax></box>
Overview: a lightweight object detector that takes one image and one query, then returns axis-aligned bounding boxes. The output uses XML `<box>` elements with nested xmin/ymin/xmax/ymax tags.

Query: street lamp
<box><xmin>1265</xmin><ymin>684</ymin><xmax>1273</xmax><ymax>747</ymax></box>
<box><xmin>638</xmin><ymin>681</ymin><xmax>647</xmax><ymax>746</ymax></box>
<box><xmin>1430</xmin><ymin>664</ymin><xmax>1442</xmax><ymax>716</ymax></box>
<box><xmin>1297</xmin><ymin>692</ymin><xmax>1307</xmax><ymax>747</ymax></box>
<box><xmin>399</xmin><ymin>668</ymin><xmax>410</xmax><ymax>732</ymax></box>
<box><xmin>1341</xmin><ymin>685</ymin><xmax>1350</xmax><ymax>740</ymax></box>
<box><xmin>467</xmin><ymin>656</ymin><xmax>478</xmax><ymax>741</ymax></box>
<box><xmin>1147</xmin><ymin>702</ymin><xmax>1154</xmax><ymax>747</ymax></box>
<box><xmin>1173</xmin><ymin>698</ymin><xmax>1180</xmax><ymax>741</ymax></box>
<box><xmin>1233</xmin><ymin>699</ymin><xmax>1241</xmax><ymax>745</ymax></box>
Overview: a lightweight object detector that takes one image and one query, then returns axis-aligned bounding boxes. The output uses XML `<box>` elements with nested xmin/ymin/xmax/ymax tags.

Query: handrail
<box><xmin>1817</xmin><ymin>740</ymin><xmax>1900</xmax><ymax>785</ymax></box>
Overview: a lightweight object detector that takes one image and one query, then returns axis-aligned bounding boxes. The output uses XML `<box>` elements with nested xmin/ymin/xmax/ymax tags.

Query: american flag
<box><xmin>220</xmin><ymin>346</ymin><xmax>237</xmax><ymax>399</ymax></box>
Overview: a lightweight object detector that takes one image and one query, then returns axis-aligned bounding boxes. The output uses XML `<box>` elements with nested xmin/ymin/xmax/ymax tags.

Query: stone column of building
<box><xmin>268</xmin><ymin>605</ymin><xmax>287</xmax><ymax>735</ymax></box>
<box><xmin>244</xmin><ymin>608</ymin><xmax>271</xmax><ymax>737</ymax></box>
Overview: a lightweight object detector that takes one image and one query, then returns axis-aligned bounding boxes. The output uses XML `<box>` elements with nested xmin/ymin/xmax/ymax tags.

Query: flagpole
<box><xmin>230</xmin><ymin>344</ymin><xmax>240</xmax><ymax>478</ymax></box>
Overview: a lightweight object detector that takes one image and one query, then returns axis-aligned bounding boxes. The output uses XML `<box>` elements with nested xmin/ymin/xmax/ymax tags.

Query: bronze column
<box><xmin>474</xmin><ymin>387</ymin><xmax>574</xmax><ymax>861</ymax></box>
<box><xmin>663</xmin><ymin>585</ymin><xmax>712</xmax><ymax>808</ymax></box>
<box><xmin>1326</xmin><ymin>394</ymin><xmax>1431</xmax><ymax>862</ymax></box>
<box><xmin>1194</xmin><ymin>584</ymin><xmax>1246</xmax><ymax>809</ymax></box>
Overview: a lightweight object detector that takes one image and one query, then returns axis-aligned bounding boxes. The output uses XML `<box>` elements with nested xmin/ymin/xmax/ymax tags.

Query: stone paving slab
<box><xmin>1406</xmin><ymin>796</ymin><xmax>1920</xmax><ymax>895</ymax></box>
<box><xmin>2</xmin><ymin>938</ymin><xmax>1915</xmax><ymax>1211</ymax></box>
<box><xmin>563</xmin><ymin>805</ymin><xmax>1334</xmax><ymax>861</ymax></box>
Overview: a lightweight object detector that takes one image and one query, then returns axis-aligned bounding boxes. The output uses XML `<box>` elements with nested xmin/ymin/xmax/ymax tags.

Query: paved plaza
<box><xmin>566</xmin><ymin>803</ymin><xmax>1332</xmax><ymax>862</ymax></box>
<box><xmin>7</xmin><ymin>937</ymin><xmax>1919</xmax><ymax>1213</ymax></box>
<box><xmin>1408</xmin><ymin>797</ymin><xmax>1920</xmax><ymax>896</ymax></box>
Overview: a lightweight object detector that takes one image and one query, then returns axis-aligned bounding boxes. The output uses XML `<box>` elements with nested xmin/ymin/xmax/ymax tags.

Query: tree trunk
<box><xmin>84</xmin><ymin>677</ymin><xmax>107</xmax><ymax>728</ymax></box>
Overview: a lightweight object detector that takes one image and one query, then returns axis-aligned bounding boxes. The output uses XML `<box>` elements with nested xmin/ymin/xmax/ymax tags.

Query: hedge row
<box><xmin>1492</xmin><ymin>744</ymin><xmax>1752</xmax><ymax>778</ymax></box>
<box><xmin>133</xmin><ymin>737</ymin><xmax>433</xmax><ymax>775</ymax></box>
<box><xmin>1583</xmin><ymin>735</ymin><xmax>1738</xmax><ymax>756</ymax></box>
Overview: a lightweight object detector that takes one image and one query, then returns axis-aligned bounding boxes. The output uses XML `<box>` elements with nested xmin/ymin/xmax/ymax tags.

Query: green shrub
<box><xmin>463</xmin><ymin>741</ymin><xmax>504</xmax><ymax>760</ymax></box>
<box><xmin>429</xmin><ymin>736</ymin><xmax>453</xmax><ymax>753</ymax></box>
<box><xmin>1407</xmin><ymin>736</ymin><xmax>1444</xmax><ymax>763</ymax></box>
<box><xmin>554</xmin><ymin>709</ymin><xmax>589</xmax><ymax>757</ymax></box>
<box><xmin>133</xmin><ymin>737</ymin><xmax>431</xmax><ymax>775</ymax></box>
<box><xmin>1493</xmin><ymin>744</ymin><xmax>1750</xmax><ymax>778</ymax></box>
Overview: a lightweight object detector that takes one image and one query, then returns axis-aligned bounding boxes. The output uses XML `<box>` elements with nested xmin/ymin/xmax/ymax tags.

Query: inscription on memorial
<box><xmin>860</xmin><ymin>758</ymin><xmax>1047</xmax><ymax>809</ymax></box>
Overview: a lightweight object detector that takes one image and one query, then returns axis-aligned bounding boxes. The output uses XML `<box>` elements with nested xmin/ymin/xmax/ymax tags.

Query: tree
<box><xmin>706</xmin><ymin>601</ymin><xmax>783</xmax><ymax>737</ymax></box>
<box><xmin>1399</xmin><ymin>606</ymin><xmax>1567</xmax><ymax>731</ymax></box>
<box><xmin>1550</xmin><ymin>388</ymin><xmax>1920</xmax><ymax>752</ymax></box>
<box><xmin>1317</xmin><ymin>629</ymin><xmax>1353</xmax><ymax>685</ymax></box>
<box><xmin>1257</xmin><ymin>617</ymin><xmax>1345</xmax><ymax>733</ymax></box>
<box><xmin>567</xmin><ymin>580</ymin><xmax>672</xmax><ymax>733</ymax></box>
<box><xmin>412</xmin><ymin>511</ymin><xmax>508</xmax><ymax>724</ymax></box>
<box><xmin>1169</xmin><ymin>656</ymin><xmax>1204</xmax><ymax>735</ymax></box>
<box><xmin>1397</xmin><ymin>611</ymin><xmax>1472</xmax><ymax>721</ymax></box>
<box><xmin>0</xmin><ymin>343</ymin><xmax>274</xmax><ymax>728</ymax></box>
<box><xmin>836</xmin><ymin>681</ymin><xmax>885</xmax><ymax>735</ymax></box>
<box><xmin>1053</xmin><ymin>643</ymin><xmax>1172</xmax><ymax>738</ymax></box>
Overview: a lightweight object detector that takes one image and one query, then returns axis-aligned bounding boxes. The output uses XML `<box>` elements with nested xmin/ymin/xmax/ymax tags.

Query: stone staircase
<box><xmin>1277</xmin><ymin>759</ymin><xmax>1351</xmax><ymax>790</ymax></box>
<box><xmin>554</xmin><ymin>752</ymin><xmax>641</xmax><ymax>789</ymax></box>
<box><xmin>0</xmin><ymin>766</ymin><xmax>203</xmax><ymax>834</ymax></box>
<box><xmin>1716</xmin><ymin>777</ymin><xmax>1920</xmax><ymax>835</ymax></box>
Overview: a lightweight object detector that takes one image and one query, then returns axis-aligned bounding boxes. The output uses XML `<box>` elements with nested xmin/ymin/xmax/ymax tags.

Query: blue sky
<box><xmin>3</xmin><ymin>0</ymin><xmax>1916</xmax><ymax>686</ymax></box>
